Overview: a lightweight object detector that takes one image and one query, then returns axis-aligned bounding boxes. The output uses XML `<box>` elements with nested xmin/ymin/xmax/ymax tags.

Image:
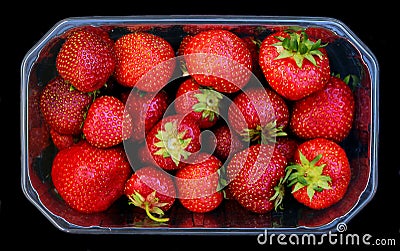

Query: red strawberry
<box><xmin>202</xmin><ymin>123</ymin><xmax>246</xmax><ymax>161</ymax></box>
<box><xmin>183</xmin><ymin>29</ymin><xmax>253</xmax><ymax>93</ymax></box>
<box><xmin>305</xmin><ymin>27</ymin><xmax>339</xmax><ymax>43</ymax></box>
<box><xmin>145</xmin><ymin>114</ymin><xmax>201</xmax><ymax>170</ymax></box>
<box><xmin>259</xmin><ymin>30</ymin><xmax>331</xmax><ymax>101</ymax></box>
<box><xmin>39</xmin><ymin>76</ymin><xmax>92</xmax><ymax>135</ymax></box>
<box><xmin>113</xmin><ymin>32</ymin><xmax>176</xmax><ymax>92</ymax></box>
<box><xmin>83</xmin><ymin>95</ymin><xmax>133</xmax><ymax>148</ymax></box>
<box><xmin>124</xmin><ymin>89</ymin><xmax>170</xmax><ymax>142</ymax></box>
<box><xmin>228</xmin><ymin>86</ymin><xmax>289</xmax><ymax>144</ymax></box>
<box><xmin>240</xmin><ymin>36</ymin><xmax>264</xmax><ymax>81</ymax></box>
<box><xmin>226</xmin><ymin>144</ymin><xmax>287</xmax><ymax>213</ymax></box>
<box><xmin>175</xmin><ymin>153</ymin><xmax>223</xmax><ymax>213</ymax></box>
<box><xmin>289</xmin><ymin>75</ymin><xmax>355</xmax><ymax>142</ymax></box>
<box><xmin>177</xmin><ymin>34</ymin><xmax>193</xmax><ymax>57</ymax></box>
<box><xmin>285</xmin><ymin>137</ymin><xmax>351</xmax><ymax>210</ymax></box>
<box><xmin>56</xmin><ymin>27</ymin><xmax>116</xmax><ymax>93</ymax></box>
<box><xmin>174</xmin><ymin>77</ymin><xmax>222</xmax><ymax>129</ymax></box>
<box><xmin>274</xmin><ymin>136</ymin><xmax>300</xmax><ymax>163</ymax></box>
<box><xmin>51</xmin><ymin>141</ymin><xmax>132</xmax><ymax>213</ymax></box>
<box><xmin>182</xmin><ymin>24</ymin><xmax>233</xmax><ymax>35</ymax></box>
<box><xmin>124</xmin><ymin>166</ymin><xmax>176</xmax><ymax>222</ymax></box>
<box><xmin>49</xmin><ymin>127</ymin><xmax>79</xmax><ymax>150</ymax></box>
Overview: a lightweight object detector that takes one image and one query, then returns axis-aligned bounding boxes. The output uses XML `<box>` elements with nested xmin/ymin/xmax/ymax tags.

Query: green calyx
<box><xmin>154</xmin><ymin>120</ymin><xmax>192</xmax><ymax>167</ymax></box>
<box><xmin>128</xmin><ymin>190</ymin><xmax>169</xmax><ymax>223</ymax></box>
<box><xmin>192</xmin><ymin>88</ymin><xmax>223</xmax><ymax>122</ymax></box>
<box><xmin>241</xmin><ymin>120</ymin><xmax>287</xmax><ymax>144</ymax></box>
<box><xmin>270</xmin><ymin>176</ymin><xmax>286</xmax><ymax>211</ymax></box>
<box><xmin>272</xmin><ymin>31</ymin><xmax>327</xmax><ymax>68</ymax></box>
<box><xmin>285</xmin><ymin>151</ymin><xmax>332</xmax><ymax>201</ymax></box>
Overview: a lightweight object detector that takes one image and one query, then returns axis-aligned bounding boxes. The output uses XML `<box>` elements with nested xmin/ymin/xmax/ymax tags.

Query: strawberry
<box><xmin>226</xmin><ymin>144</ymin><xmax>287</xmax><ymax>213</ymax></box>
<box><xmin>289</xmin><ymin>75</ymin><xmax>355</xmax><ymax>142</ymax></box>
<box><xmin>124</xmin><ymin>166</ymin><xmax>176</xmax><ymax>222</ymax></box>
<box><xmin>82</xmin><ymin>95</ymin><xmax>133</xmax><ymax>148</ymax></box>
<box><xmin>174</xmin><ymin>77</ymin><xmax>222</xmax><ymax>129</ymax></box>
<box><xmin>201</xmin><ymin>123</ymin><xmax>246</xmax><ymax>162</ymax></box>
<box><xmin>145</xmin><ymin>114</ymin><xmax>201</xmax><ymax>171</ymax></box>
<box><xmin>305</xmin><ymin>27</ymin><xmax>339</xmax><ymax>44</ymax></box>
<box><xmin>240</xmin><ymin>36</ymin><xmax>264</xmax><ymax>81</ymax></box>
<box><xmin>113</xmin><ymin>32</ymin><xmax>176</xmax><ymax>92</ymax></box>
<box><xmin>124</xmin><ymin>89</ymin><xmax>170</xmax><ymax>142</ymax></box>
<box><xmin>39</xmin><ymin>76</ymin><xmax>92</xmax><ymax>135</ymax></box>
<box><xmin>49</xmin><ymin>127</ymin><xmax>79</xmax><ymax>150</ymax></box>
<box><xmin>175</xmin><ymin>153</ymin><xmax>223</xmax><ymax>213</ymax></box>
<box><xmin>285</xmin><ymin>137</ymin><xmax>351</xmax><ymax>210</ymax></box>
<box><xmin>274</xmin><ymin>136</ymin><xmax>300</xmax><ymax>163</ymax></box>
<box><xmin>51</xmin><ymin>141</ymin><xmax>132</xmax><ymax>213</ymax></box>
<box><xmin>183</xmin><ymin>29</ymin><xmax>253</xmax><ymax>93</ymax></box>
<box><xmin>56</xmin><ymin>27</ymin><xmax>116</xmax><ymax>93</ymax></box>
<box><xmin>259</xmin><ymin>30</ymin><xmax>331</xmax><ymax>101</ymax></box>
<box><xmin>228</xmin><ymin>86</ymin><xmax>289</xmax><ymax>144</ymax></box>
<box><xmin>182</xmin><ymin>24</ymin><xmax>233</xmax><ymax>35</ymax></box>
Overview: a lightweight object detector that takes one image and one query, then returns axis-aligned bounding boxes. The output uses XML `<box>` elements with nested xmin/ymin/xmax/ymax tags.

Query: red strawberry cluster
<box><xmin>39</xmin><ymin>24</ymin><xmax>356</xmax><ymax>222</ymax></box>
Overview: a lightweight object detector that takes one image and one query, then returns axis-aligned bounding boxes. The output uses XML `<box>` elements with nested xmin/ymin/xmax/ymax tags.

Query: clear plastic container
<box><xmin>20</xmin><ymin>15</ymin><xmax>379</xmax><ymax>235</ymax></box>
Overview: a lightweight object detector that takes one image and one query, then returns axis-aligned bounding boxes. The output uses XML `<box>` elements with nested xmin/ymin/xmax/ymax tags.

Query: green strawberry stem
<box><xmin>269</xmin><ymin>176</ymin><xmax>286</xmax><ymax>211</ymax></box>
<box><xmin>154</xmin><ymin>121</ymin><xmax>192</xmax><ymax>167</ymax></box>
<box><xmin>192</xmin><ymin>88</ymin><xmax>223</xmax><ymax>122</ymax></box>
<box><xmin>272</xmin><ymin>31</ymin><xmax>327</xmax><ymax>68</ymax></box>
<box><xmin>128</xmin><ymin>191</ymin><xmax>169</xmax><ymax>223</ymax></box>
<box><xmin>285</xmin><ymin>151</ymin><xmax>332</xmax><ymax>201</ymax></box>
<box><xmin>241</xmin><ymin>120</ymin><xmax>287</xmax><ymax>144</ymax></box>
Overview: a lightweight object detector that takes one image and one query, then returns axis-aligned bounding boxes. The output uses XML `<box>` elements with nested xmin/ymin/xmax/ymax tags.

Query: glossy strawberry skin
<box><xmin>289</xmin><ymin>138</ymin><xmax>351</xmax><ymax>210</ymax></box>
<box><xmin>174</xmin><ymin>78</ymin><xmax>220</xmax><ymax>129</ymax></box>
<box><xmin>124</xmin><ymin>89</ymin><xmax>170</xmax><ymax>142</ymax></box>
<box><xmin>83</xmin><ymin>95</ymin><xmax>132</xmax><ymax>148</ymax></box>
<box><xmin>49</xmin><ymin>127</ymin><xmax>78</xmax><ymax>150</ymax></box>
<box><xmin>175</xmin><ymin>153</ymin><xmax>223</xmax><ymax>213</ymax></box>
<box><xmin>56</xmin><ymin>28</ymin><xmax>116</xmax><ymax>93</ymax></box>
<box><xmin>113</xmin><ymin>32</ymin><xmax>175</xmax><ymax>92</ymax></box>
<box><xmin>259</xmin><ymin>30</ymin><xmax>330</xmax><ymax>101</ymax></box>
<box><xmin>228</xmin><ymin>87</ymin><xmax>289</xmax><ymax>141</ymax></box>
<box><xmin>39</xmin><ymin>76</ymin><xmax>92</xmax><ymax>135</ymax></box>
<box><xmin>226</xmin><ymin>144</ymin><xmax>287</xmax><ymax>214</ymax></box>
<box><xmin>289</xmin><ymin>75</ymin><xmax>355</xmax><ymax>142</ymax></box>
<box><xmin>202</xmin><ymin>123</ymin><xmax>246</xmax><ymax>162</ymax></box>
<box><xmin>51</xmin><ymin>141</ymin><xmax>132</xmax><ymax>213</ymax></box>
<box><xmin>183</xmin><ymin>29</ymin><xmax>253</xmax><ymax>93</ymax></box>
<box><xmin>124</xmin><ymin>166</ymin><xmax>176</xmax><ymax>212</ymax></box>
<box><xmin>145</xmin><ymin>114</ymin><xmax>201</xmax><ymax>171</ymax></box>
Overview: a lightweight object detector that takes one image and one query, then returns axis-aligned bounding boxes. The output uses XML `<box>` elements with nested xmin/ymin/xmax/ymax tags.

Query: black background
<box><xmin>2</xmin><ymin>1</ymin><xmax>398</xmax><ymax>250</ymax></box>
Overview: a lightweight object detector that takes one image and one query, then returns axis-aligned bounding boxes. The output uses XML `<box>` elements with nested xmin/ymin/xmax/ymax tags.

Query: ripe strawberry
<box><xmin>51</xmin><ymin>141</ymin><xmax>132</xmax><ymax>213</ymax></box>
<box><xmin>49</xmin><ymin>127</ymin><xmax>79</xmax><ymax>150</ymax></box>
<box><xmin>175</xmin><ymin>153</ymin><xmax>224</xmax><ymax>213</ymax></box>
<box><xmin>145</xmin><ymin>114</ymin><xmax>201</xmax><ymax>170</ymax></box>
<box><xmin>201</xmin><ymin>123</ymin><xmax>246</xmax><ymax>161</ymax></box>
<box><xmin>39</xmin><ymin>76</ymin><xmax>92</xmax><ymax>135</ymax></box>
<box><xmin>56</xmin><ymin>27</ymin><xmax>116</xmax><ymax>93</ymax></box>
<box><xmin>228</xmin><ymin>86</ymin><xmax>289</xmax><ymax>144</ymax></box>
<box><xmin>240</xmin><ymin>36</ymin><xmax>264</xmax><ymax>81</ymax></box>
<box><xmin>305</xmin><ymin>27</ymin><xmax>339</xmax><ymax>43</ymax></box>
<box><xmin>274</xmin><ymin>136</ymin><xmax>300</xmax><ymax>163</ymax></box>
<box><xmin>183</xmin><ymin>29</ymin><xmax>253</xmax><ymax>93</ymax></box>
<box><xmin>289</xmin><ymin>75</ymin><xmax>355</xmax><ymax>142</ymax></box>
<box><xmin>124</xmin><ymin>166</ymin><xmax>176</xmax><ymax>222</ymax></box>
<box><xmin>182</xmin><ymin>24</ymin><xmax>233</xmax><ymax>35</ymax></box>
<box><xmin>174</xmin><ymin>77</ymin><xmax>222</xmax><ymax>129</ymax></box>
<box><xmin>285</xmin><ymin>137</ymin><xmax>351</xmax><ymax>210</ymax></box>
<box><xmin>259</xmin><ymin>30</ymin><xmax>331</xmax><ymax>101</ymax></box>
<box><xmin>177</xmin><ymin>34</ymin><xmax>193</xmax><ymax>57</ymax></box>
<box><xmin>124</xmin><ymin>89</ymin><xmax>170</xmax><ymax>142</ymax></box>
<box><xmin>83</xmin><ymin>95</ymin><xmax>133</xmax><ymax>148</ymax></box>
<box><xmin>113</xmin><ymin>32</ymin><xmax>176</xmax><ymax>92</ymax></box>
<box><xmin>226</xmin><ymin>144</ymin><xmax>287</xmax><ymax>213</ymax></box>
